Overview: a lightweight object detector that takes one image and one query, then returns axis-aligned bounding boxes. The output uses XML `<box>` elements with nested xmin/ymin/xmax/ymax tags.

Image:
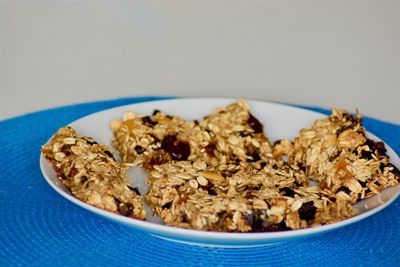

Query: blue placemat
<box><xmin>0</xmin><ymin>97</ymin><xmax>399</xmax><ymax>267</ymax></box>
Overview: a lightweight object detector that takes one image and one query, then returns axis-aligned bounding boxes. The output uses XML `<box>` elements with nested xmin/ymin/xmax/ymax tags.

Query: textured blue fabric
<box><xmin>0</xmin><ymin>97</ymin><xmax>399</xmax><ymax>267</ymax></box>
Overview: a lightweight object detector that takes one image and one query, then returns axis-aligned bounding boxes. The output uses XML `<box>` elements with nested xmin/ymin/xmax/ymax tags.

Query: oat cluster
<box><xmin>43</xmin><ymin>100</ymin><xmax>399</xmax><ymax>232</ymax></box>
<box><xmin>42</xmin><ymin>127</ymin><xmax>145</xmax><ymax>220</ymax></box>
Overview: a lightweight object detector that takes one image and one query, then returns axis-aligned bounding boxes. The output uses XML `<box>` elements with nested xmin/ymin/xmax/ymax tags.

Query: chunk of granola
<box><xmin>42</xmin><ymin>127</ymin><xmax>145</xmax><ymax>220</ymax></box>
<box><xmin>146</xmin><ymin>159</ymin><xmax>355</xmax><ymax>231</ymax></box>
<box><xmin>110</xmin><ymin>100</ymin><xmax>273</xmax><ymax>170</ymax></box>
<box><xmin>274</xmin><ymin>109</ymin><xmax>400</xmax><ymax>203</ymax></box>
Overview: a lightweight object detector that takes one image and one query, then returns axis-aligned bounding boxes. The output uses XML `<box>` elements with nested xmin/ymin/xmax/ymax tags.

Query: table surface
<box><xmin>0</xmin><ymin>97</ymin><xmax>399</xmax><ymax>267</ymax></box>
<box><xmin>1</xmin><ymin>0</ymin><xmax>400</xmax><ymax>124</ymax></box>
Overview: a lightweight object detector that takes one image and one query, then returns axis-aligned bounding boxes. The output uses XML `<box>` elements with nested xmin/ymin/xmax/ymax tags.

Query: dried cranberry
<box><xmin>247</xmin><ymin>113</ymin><xmax>263</xmax><ymax>133</ymax></box>
<box><xmin>298</xmin><ymin>201</ymin><xmax>317</xmax><ymax>222</ymax></box>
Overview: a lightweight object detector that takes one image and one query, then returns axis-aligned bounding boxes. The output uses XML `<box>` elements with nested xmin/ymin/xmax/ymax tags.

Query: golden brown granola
<box><xmin>110</xmin><ymin>100</ymin><xmax>273</xmax><ymax>171</ymax></box>
<box><xmin>42</xmin><ymin>127</ymin><xmax>145</xmax><ymax>220</ymax></box>
<box><xmin>274</xmin><ymin>108</ymin><xmax>400</xmax><ymax>203</ymax></box>
<box><xmin>146</xmin><ymin>159</ymin><xmax>355</xmax><ymax>231</ymax></box>
<box><xmin>42</xmin><ymin>100</ymin><xmax>400</xmax><ymax>233</ymax></box>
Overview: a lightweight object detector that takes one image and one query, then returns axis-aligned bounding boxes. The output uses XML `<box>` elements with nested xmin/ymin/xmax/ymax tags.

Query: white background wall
<box><xmin>1</xmin><ymin>0</ymin><xmax>399</xmax><ymax>123</ymax></box>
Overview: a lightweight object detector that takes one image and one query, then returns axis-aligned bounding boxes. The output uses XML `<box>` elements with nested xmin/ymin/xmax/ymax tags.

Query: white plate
<box><xmin>40</xmin><ymin>98</ymin><xmax>400</xmax><ymax>248</ymax></box>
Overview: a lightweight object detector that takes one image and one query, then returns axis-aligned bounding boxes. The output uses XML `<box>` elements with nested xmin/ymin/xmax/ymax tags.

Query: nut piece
<box><xmin>201</xmin><ymin>171</ymin><xmax>225</xmax><ymax>183</ymax></box>
<box><xmin>196</xmin><ymin>175</ymin><xmax>208</xmax><ymax>186</ymax></box>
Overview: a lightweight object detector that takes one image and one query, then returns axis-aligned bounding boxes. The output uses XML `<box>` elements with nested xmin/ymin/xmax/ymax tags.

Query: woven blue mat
<box><xmin>1</xmin><ymin>97</ymin><xmax>399</xmax><ymax>267</ymax></box>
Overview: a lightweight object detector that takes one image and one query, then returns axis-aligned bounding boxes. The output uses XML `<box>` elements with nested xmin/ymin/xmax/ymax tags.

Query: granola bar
<box><xmin>146</xmin><ymin>160</ymin><xmax>355</xmax><ymax>231</ymax></box>
<box><xmin>274</xmin><ymin>108</ymin><xmax>400</xmax><ymax>203</ymax></box>
<box><xmin>42</xmin><ymin>127</ymin><xmax>145</xmax><ymax>220</ymax></box>
<box><xmin>110</xmin><ymin>100</ymin><xmax>273</xmax><ymax>170</ymax></box>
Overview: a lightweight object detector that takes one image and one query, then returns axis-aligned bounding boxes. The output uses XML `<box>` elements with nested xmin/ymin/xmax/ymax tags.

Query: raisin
<box><xmin>253</xmin><ymin>184</ymin><xmax>262</xmax><ymax>190</ymax></box>
<box><xmin>387</xmin><ymin>163</ymin><xmax>400</xmax><ymax>176</ymax></box>
<box><xmin>374</xmin><ymin>142</ymin><xmax>387</xmax><ymax>155</ymax></box>
<box><xmin>260</xmin><ymin>161</ymin><xmax>267</xmax><ymax>168</ymax></box>
<box><xmin>361</xmin><ymin>150</ymin><xmax>373</xmax><ymax>160</ymax></box>
<box><xmin>273</xmin><ymin>140</ymin><xmax>282</xmax><ymax>146</ymax></box>
<box><xmin>170</xmin><ymin>142</ymin><xmax>190</xmax><ymax>161</ymax></box>
<box><xmin>245</xmin><ymin>213</ymin><xmax>267</xmax><ymax>232</ymax></box>
<box><xmin>364</xmin><ymin>139</ymin><xmax>387</xmax><ymax>156</ymax></box>
<box><xmin>205</xmin><ymin>143</ymin><xmax>217</xmax><ymax>156</ymax></box>
<box><xmin>207</xmin><ymin>187</ymin><xmax>217</xmax><ymax>196</ymax></box>
<box><xmin>239</xmin><ymin>131</ymin><xmax>252</xmax><ymax>137</ymax></box>
<box><xmin>80</xmin><ymin>176</ymin><xmax>88</xmax><ymax>183</ymax></box>
<box><xmin>161</xmin><ymin>135</ymin><xmax>191</xmax><ymax>161</ymax></box>
<box><xmin>247</xmin><ymin>113</ymin><xmax>263</xmax><ymax>133</ymax></box>
<box><xmin>103</xmin><ymin>150</ymin><xmax>115</xmax><ymax>160</ymax></box>
<box><xmin>152</xmin><ymin>109</ymin><xmax>161</xmax><ymax>116</ymax></box>
<box><xmin>118</xmin><ymin>203</ymin><xmax>133</xmax><ymax>217</ymax></box>
<box><xmin>162</xmin><ymin>202</ymin><xmax>172</xmax><ymax>209</ymax></box>
<box><xmin>134</xmin><ymin>145</ymin><xmax>145</xmax><ymax>155</ymax></box>
<box><xmin>358</xmin><ymin>181</ymin><xmax>367</xmax><ymax>188</ymax></box>
<box><xmin>85</xmin><ymin>139</ymin><xmax>98</xmax><ymax>146</ymax></box>
<box><xmin>265</xmin><ymin>221</ymin><xmax>291</xmax><ymax>232</ymax></box>
<box><xmin>337</xmin><ymin>186</ymin><xmax>351</xmax><ymax>195</ymax></box>
<box><xmin>181</xmin><ymin>212</ymin><xmax>189</xmax><ymax>223</ymax></box>
<box><xmin>247</xmin><ymin>148</ymin><xmax>261</xmax><ymax>162</ymax></box>
<box><xmin>298</xmin><ymin>201</ymin><xmax>317</xmax><ymax>222</ymax></box>
<box><xmin>365</xmin><ymin>139</ymin><xmax>375</xmax><ymax>149</ymax></box>
<box><xmin>142</xmin><ymin>116</ymin><xmax>157</xmax><ymax>127</ymax></box>
<box><xmin>280</xmin><ymin>187</ymin><xmax>296</xmax><ymax>197</ymax></box>
<box><xmin>61</xmin><ymin>145</ymin><xmax>73</xmax><ymax>156</ymax></box>
<box><xmin>161</xmin><ymin>135</ymin><xmax>177</xmax><ymax>151</ymax></box>
<box><xmin>127</xmin><ymin>185</ymin><xmax>141</xmax><ymax>195</ymax></box>
<box><xmin>297</xmin><ymin>163</ymin><xmax>306</xmax><ymax>171</ymax></box>
<box><xmin>379</xmin><ymin>162</ymin><xmax>386</xmax><ymax>172</ymax></box>
<box><xmin>193</xmin><ymin>120</ymin><xmax>199</xmax><ymax>125</ymax></box>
